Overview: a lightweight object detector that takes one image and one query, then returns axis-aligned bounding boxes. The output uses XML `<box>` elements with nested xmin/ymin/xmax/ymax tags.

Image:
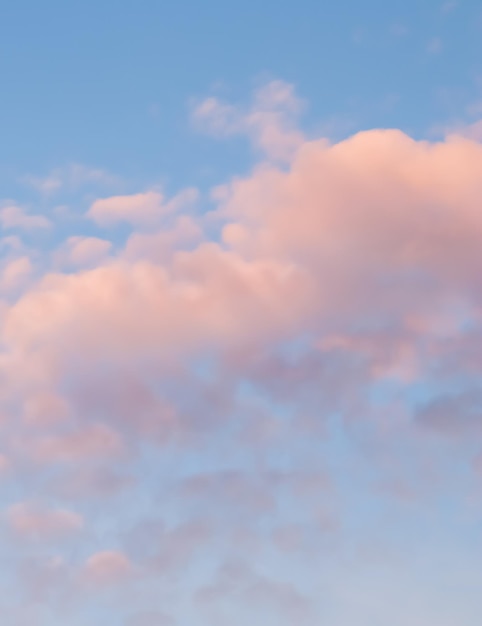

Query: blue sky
<box><xmin>1</xmin><ymin>0</ymin><xmax>481</xmax><ymax>194</ymax></box>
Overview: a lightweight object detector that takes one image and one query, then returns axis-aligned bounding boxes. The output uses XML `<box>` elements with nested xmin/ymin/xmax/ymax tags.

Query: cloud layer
<box><xmin>1</xmin><ymin>81</ymin><xmax>482</xmax><ymax>624</ymax></box>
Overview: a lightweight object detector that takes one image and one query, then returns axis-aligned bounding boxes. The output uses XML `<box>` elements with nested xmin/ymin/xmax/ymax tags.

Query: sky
<box><xmin>1</xmin><ymin>1</ymin><xmax>482</xmax><ymax>624</ymax></box>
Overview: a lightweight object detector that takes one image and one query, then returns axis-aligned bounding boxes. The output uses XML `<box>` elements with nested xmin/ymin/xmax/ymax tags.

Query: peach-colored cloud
<box><xmin>2</xmin><ymin>99</ymin><xmax>482</xmax><ymax>543</ymax></box>
<box><xmin>0</xmin><ymin>249</ymin><xmax>307</xmax><ymax>386</ymax></box>
<box><xmin>0</xmin><ymin>205</ymin><xmax>51</xmax><ymax>230</ymax></box>
<box><xmin>123</xmin><ymin>215</ymin><xmax>202</xmax><ymax>263</ymax></box>
<box><xmin>216</xmin><ymin>129</ymin><xmax>482</xmax><ymax>319</ymax></box>
<box><xmin>83</xmin><ymin>550</ymin><xmax>131</xmax><ymax>584</ymax></box>
<box><xmin>88</xmin><ymin>191</ymin><xmax>165</xmax><ymax>226</ymax></box>
<box><xmin>0</xmin><ymin>256</ymin><xmax>32</xmax><ymax>293</ymax></box>
<box><xmin>449</xmin><ymin>119</ymin><xmax>482</xmax><ymax>142</ymax></box>
<box><xmin>25</xmin><ymin>423</ymin><xmax>124</xmax><ymax>463</ymax></box>
<box><xmin>88</xmin><ymin>188</ymin><xmax>198</xmax><ymax>227</ymax></box>
<box><xmin>6</xmin><ymin>502</ymin><xmax>84</xmax><ymax>538</ymax></box>
<box><xmin>55</xmin><ymin>236</ymin><xmax>112</xmax><ymax>269</ymax></box>
<box><xmin>0</xmin><ymin>83</ymin><xmax>482</xmax><ymax>625</ymax></box>
<box><xmin>23</xmin><ymin>391</ymin><xmax>70</xmax><ymax>426</ymax></box>
<box><xmin>2</xmin><ymin>126</ymin><xmax>482</xmax><ymax>441</ymax></box>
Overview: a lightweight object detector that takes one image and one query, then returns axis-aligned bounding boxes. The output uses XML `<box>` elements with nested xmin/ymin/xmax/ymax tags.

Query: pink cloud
<box><xmin>25</xmin><ymin>423</ymin><xmax>124</xmax><ymax>464</ymax></box>
<box><xmin>23</xmin><ymin>391</ymin><xmax>70</xmax><ymax>426</ymax></box>
<box><xmin>51</xmin><ymin>466</ymin><xmax>135</xmax><ymax>500</ymax></box>
<box><xmin>2</xmin><ymin>124</ymin><xmax>482</xmax><ymax>449</ymax></box>
<box><xmin>83</xmin><ymin>550</ymin><xmax>132</xmax><ymax>585</ymax></box>
<box><xmin>1</xmin><ymin>250</ymin><xmax>307</xmax><ymax>389</ymax></box>
<box><xmin>88</xmin><ymin>188</ymin><xmax>198</xmax><ymax>227</ymax></box>
<box><xmin>0</xmin><ymin>256</ymin><xmax>32</xmax><ymax>293</ymax></box>
<box><xmin>193</xmin><ymin>80</ymin><xmax>304</xmax><ymax>161</ymax></box>
<box><xmin>449</xmin><ymin>119</ymin><xmax>482</xmax><ymax>142</ymax></box>
<box><xmin>123</xmin><ymin>215</ymin><xmax>202</xmax><ymax>263</ymax></box>
<box><xmin>55</xmin><ymin>236</ymin><xmax>112</xmax><ymax>269</ymax></box>
<box><xmin>6</xmin><ymin>502</ymin><xmax>84</xmax><ymax>538</ymax></box>
<box><xmin>3</xmin><ymin>85</ymin><xmax>482</xmax><ymax>621</ymax></box>
<box><xmin>0</xmin><ymin>205</ymin><xmax>51</xmax><ymax>230</ymax></box>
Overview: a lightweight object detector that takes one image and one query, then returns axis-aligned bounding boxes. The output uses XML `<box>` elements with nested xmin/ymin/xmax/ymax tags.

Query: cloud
<box><xmin>192</xmin><ymin>80</ymin><xmax>305</xmax><ymax>161</ymax></box>
<box><xmin>217</xmin><ymin>129</ymin><xmax>482</xmax><ymax>304</ymax></box>
<box><xmin>123</xmin><ymin>215</ymin><xmax>202</xmax><ymax>263</ymax></box>
<box><xmin>416</xmin><ymin>389</ymin><xmax>482</xmax><ymax>436</ymax></box>
<box><xmin>448</xmin><ymin>119</ymin><xmax>482</xmax><ymax>142</ymax></box>
<box><xmin>23</xmin><ymin>391</ymin><xmax>70</xmax><ymax>426</ymax></box>
<box><xmin>0</xmin><ymin>454</ymin><xmax>10</xmax><ymax>474</ymax></box>
<box><xmin>51</xmin><ymin>466</ymin><xmax>135</xmax><ymax>500</ymax></box>
<box><xmin>6</xmin><ymin>502</ymin><xmax>84</xmax><ymax>538</ymax></box>
<box><xmin>0</xmin><ymin>205</ymin><xmax>51</xmax><ymax>230</ymax></box>
<box><xmin>26</xmin><ymin>423</ymin><xmax>124</xmax><ymax>464</ymax></box>
<box><xmin>0</xmin><ymin>256</ymin><xmax>32</xmax><ymax>293</ymax></box>
<box><xmin>88</xmin><ymin>189</ymin><xmax>198</xmax><ymax>228</ymax></box>
<box><xmin>23</xmin><ymin>163</ymin><xmax>119</xmax><ymax>195</ymax></box>
<box><xmin>126</xmin><ymin>612</ymin><xmax>177</xmax><ymax>626</ymax></box>
<box><xmin>2</xmin><ymin>124</ymin><xmax>482</xmax><ymax>472</ymax></box>
<box><xmin>3</xmin><ymin>124</ymin><xmax>482</xmax><ymax>446</ymax></box>
<box><xmin>83</xmin><ymin>550</ymin><xmax>132</xmax><ymax>585</ymax></box>
<box><xmin>3</xmin><ymin>81</ymin><xmax>482</xmax><ymax>623</ymax></box>
<box><xmin>54</xmin><ymin>236</ymin><xmax>112</xmax><ymax>269</ymax></box>
<box><xmin>196</xmin><ymin>560</ymin><xmax>313</xmax><ymax>626</ymax></box>
<box><xmin>178</xmin><ymin>470</ymin><xmax>277</xmax><ymax>520</ymax></box>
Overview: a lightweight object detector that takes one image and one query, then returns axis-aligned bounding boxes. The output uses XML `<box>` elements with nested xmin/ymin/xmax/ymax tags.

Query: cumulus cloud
<box><xmin>0</xmin><ymin>256</ymin><xmax>32</xmax><ymax>293</ymax></box>
<box><xmin>6</xmin><ymin>127</ymin><xmax>482</xmax><ymax>403</ymax></box>
<box><xmin>54</xmin><ymin>236</ymin><xmax>113</xmax><ymax>269</ymax></box>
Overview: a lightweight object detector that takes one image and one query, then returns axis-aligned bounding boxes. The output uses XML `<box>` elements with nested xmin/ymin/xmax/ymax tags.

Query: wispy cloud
<box><xmin>0</xmin><ymin>204</ymin><xmax>51</xmax><ymax>230</ymax></box>
<box><xmin>192</xmin><ymin>80</ymin><xmax>305</xmax><ymax>162</ymax></box>
<box><xmin>22</xmin><ymin>163</ymin><xmax>120</xmax><ymax>195</ymax></box>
